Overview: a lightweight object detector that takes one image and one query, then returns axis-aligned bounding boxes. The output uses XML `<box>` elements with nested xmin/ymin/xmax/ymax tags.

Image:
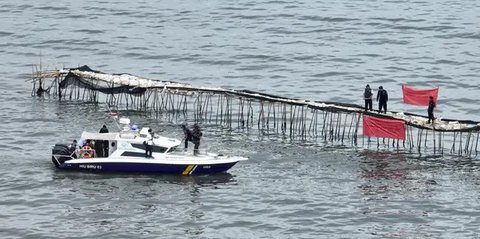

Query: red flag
<box><xmin>402</xmin><ymin>85</ymin><xmax>438</xmax><ymax>106</ymax></box>
<box><xmin>363</xmin><ymin>115</ymin><xmax>405</xmax><ymax>140</ymax></box>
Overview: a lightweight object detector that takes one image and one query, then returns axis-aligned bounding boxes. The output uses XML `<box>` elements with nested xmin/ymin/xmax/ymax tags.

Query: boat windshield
<box><xmin>166</xmin><ymin>146</ymin><xmax>179</xmax><ymax>153</ymax></box>
<box><xmin>131</xmin><ymin>143</ymin><xmax>169</xmax><ymax>153</ymax></box>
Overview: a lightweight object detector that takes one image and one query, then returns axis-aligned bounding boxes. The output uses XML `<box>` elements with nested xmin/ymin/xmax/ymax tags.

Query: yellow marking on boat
<box><xmin>182</xmin><ymin>165</ymin><xmax>194</xmax><ymax>175</ymax></box>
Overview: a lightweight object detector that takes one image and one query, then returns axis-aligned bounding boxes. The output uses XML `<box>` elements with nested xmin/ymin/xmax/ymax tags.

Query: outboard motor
<box><xmin>52</xmin><ymin>144</ymin><xmax>73</xmax><ymax>167</ymax></box>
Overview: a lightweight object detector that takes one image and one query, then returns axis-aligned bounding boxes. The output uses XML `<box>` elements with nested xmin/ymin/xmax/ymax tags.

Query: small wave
<box><xmin>271</xmin><ymin>13</ymin><xmax>295</xmax><ymax>18</ymax></box>
<box><xmin>73</xmin><ymin>29</ymin><xmax>105</xmax><ymax>34</ymax></box>
<box><xmin>218</xmin><ymin>7</ymin><xmax>249</xmax><ymax>11</ymax></box>
<box><xmin>299</xmin><ymin>16</ymin><xmax>359</xmax><ymax>22</ymax></box>
<box><xmin>435</xmin><ymin>32</ymin><xmax>480</xmax><ymax>40</ymax></box>
<box><xmin>233</xmin><ymin>54</ymin><xmax>285</xmax><ymax>62</ymax></box>
<box><xmin>0</xmin><ymin>31</ymin><xmax>13</xmax><ymax>37</ymax></box>
<box><xmin>391</xmin><ymin>25</ymin><xmax>457</xmax><ymax>32</ymax></box>
<box><xmin>39</xmin><ymin>39</ymin><xmax>66</xmax><ymax>45</ymax></box>
<box><xmin>259</xmin><ymin>27</ymin><xmax>318</xmax><ymax>35</ymax></box>
<box><xmin>32</xmin><ymin>28</ymin><xmax>57</xmax><ymax>33</ymax></box>
<box><xmin>369</xmin><ymin>17</ymin><xmax>425</xmax><ymax>23</ymax></box>
<box><xmin>423</xmin><ymin>74</ymin><xmax>452</xmax><ymax>80</ymax></box>
<box><xmin>230</xmin><ymin>14</ymin><xmax>270</xmax><ymax>20</ymax></box>
<box><xmin>111</xmin><ymin>11</ymin><xmax>135</xmax><ymax>16</ymax></box>
<box><xmin>126</xmin><ymin>46</ymin><xmax>149</xmax><ymax>51</ymax></box>
<box><xmin>285</xmin><ymin>5</ymin><xmax>299</xmax><ymax>9</ymax></box>
<box><xmin>171</xmin><ymin>55</ymin><xmax>203</xmax><ymax>62</ymax></box>
<box><xmin>270</xmin><ymin>75</ymin><xmax>287</xmax><ymax>79</ymax></box>
<box><xmin>311</xmin><ymin>72</ymin><xmax>350</xmax><ymax>78</ymax></box>
<box><xmin>435</xmin><ymin>59</ymin><xmax>465</xmax><ymax>66</ymax></box>
<box><xmin>63</xmin><ymin>14</ymin><xmax>88</xmax><ymax>19</ymax></box>
<box><xmin>34</xmin><ymin>6</ymin><xmax>69</xmax><ymax>11</ymax></box>
<box><xmin>122</xmin><ymin>52</ymin><xmax>143</xmax><ymax>58</ymax></box>
<box><xmin>265</xmin><ymin>0</ymin><xmax>289</xmax><ymax>4</ymax></box>
<box><xmin>16</xmin><ymin>117</ymin><xmax>61</xmax><ymax>124</ymax></box>
<box><xmin>329</xmin><ymin>57</ymin><xmax>362</xmax><ymax>63</ymax></box>
<box><xmin>235</xmin><ymin>64</ymin><xmax>283</xmax><ymax>71</ymax></box>
<box><xmin>138</xmin><ymin>54</ymin><xmax>172</xmax><ymax>60</ymax></box>
<box><xmin>17</xmin><ymin>4</ymin><xmax>33</xmax><ymax>9</ymax></box>
<box><xmin>385</xmin><ymin>66</ymin><xmax>409</xmax><ymax>72</ymax></box>
<box><xmin>279</xmin><ymin>39</ymin><xmax>316</xmax><ymax>46</ymax></box>
<box><xmin>355</xmin><ymin>54</ymin><xmax>382</xmax><ymax>58</ymax></box>
<box><xmin>364</xmin><ymin>38</ymin><xmax>410</xmax><ymax>45</ymax></box>
<box><xmin>196</xmin><ymin>60</ymin><xmax>239</xmax><ymax>66</ymax></box>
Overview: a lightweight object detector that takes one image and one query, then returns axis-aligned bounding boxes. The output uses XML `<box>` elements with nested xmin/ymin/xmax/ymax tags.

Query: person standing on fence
<box><xmin>376</xmin><ymin>86</ymin><xmax>388</xmax><ymax>113</ymax></box>
<box><xmin>363</xmin><ymin>84</ymin><xmax>373</xmax><ymax>111</ymax></box>
<box><xmin>427</xmin><ymin>96</ymin><xmax>436</xmax><ymax>124</ymax></box>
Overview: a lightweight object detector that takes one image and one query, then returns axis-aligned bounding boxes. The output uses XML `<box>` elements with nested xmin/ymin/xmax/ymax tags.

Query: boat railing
<box><xmin>52</xmin><ymin>153</ymin><xmax>76</xmax><ymax>165</ymax></box>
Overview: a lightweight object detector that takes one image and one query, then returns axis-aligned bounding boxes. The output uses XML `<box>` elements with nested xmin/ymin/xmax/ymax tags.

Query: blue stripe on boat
<box><xmin>60</xmin><ymin>162</ymin><xmax>237</xmax><ymax>174</ymax></box>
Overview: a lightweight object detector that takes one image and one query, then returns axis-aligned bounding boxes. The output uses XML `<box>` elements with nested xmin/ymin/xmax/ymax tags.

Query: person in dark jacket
<box><xmin>427</xmin><ymin>96</ymin><xmax>436</xmax><ymax>124</ymax></box>
<box><xmin>68</xmin><ymin>140</ymin><xmax>78</xmax><ymax>158</ymax></box>
<box><xmin>192</xmin><ymin>124</ymin><xmax>203</xmax><ymax>156</ymax></box>
<box><xmin>363</xmin><ymin>84</ymin><xmax>373</xmax><ymax>111</ymax></box>
<box><xmin>98</xmin><ymin>125</ymin><xmax>109</xmax><ymax>157</ymax></box>
<box><xmin>376</xmin><ymin>86</ymin><xmax>388</xmax><ymax>113</ymax></box>
<box><xmin>99</xmin><ymin>125</ymin><xmax>109</xmax><ymax>133</ymax></box>
<box><xmin>181</xmin><ymin>124</ymin><xmax>193</xmax><ymax>151</ymax></box>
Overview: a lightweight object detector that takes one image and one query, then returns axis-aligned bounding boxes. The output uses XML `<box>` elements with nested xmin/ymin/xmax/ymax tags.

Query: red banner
<box><xmin>402</xmin><ymin>85</ymin><xmax>438</xmax><ymax>106</ymax></box>
<box><xmin>363</xmin><ymin>115</ymin><xmax>405</xmax><ymax>140</ymax></box>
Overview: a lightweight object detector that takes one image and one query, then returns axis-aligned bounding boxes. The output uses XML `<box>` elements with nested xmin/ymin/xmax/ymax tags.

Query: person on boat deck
<box><xmin>363</xmin><ymin>84</ymin><xmax>373</xmax><ymax>111</ymax></box>
<box><xmin>88</xmin><ymin>140</ymin><xmax>95</xmax><ymax>149</ymax></box>
<box><xmin>427</xmin><ymin>96</ymin><xmax>436</xmax><ymax>124</ymax></box>
<box><xmin>145</xmin><ymin>129</ymin><xmax>154</xmax><ymax>158</ymax></box>
<box><xmin>99</xmin><ymin>125</ymin><xmax>109</xmax><ymax>133</ymax></box>
<box><xmin>80</xmin><ymin>140</ymin><xmax>95</xmax><ymax>158</ymax></box>
<box><xmin>98</xmin><ymin>124</ymin><xmax>109</xmax><ymax>157</ymax></box>
<box><xmin>77</xmin><ymin>138</ymin><xmax>85</xmax><ymax>150</ymax></box>
<box><xmin>376</xmin><ymin>86</ymin><xmax>388</xmax><ymax>113</ymax></box>
<box><xmin>89</xmin><ymin>140</ymin><xmax>96</xmax><ymax>157</ymax></box>
<box><xmin>192</xmin><ymin>124</ymin><xmax>203</xmax><ymax>156</ymax></box>
<box><xmin>68</xmin><ymin>140</ymin><xmax>78</xmax><ymax>158</ymax></box>
<box><xmin>181</xmin><ymin>124</ymin><xmax>193</xmax><ymax>151</ymax></box>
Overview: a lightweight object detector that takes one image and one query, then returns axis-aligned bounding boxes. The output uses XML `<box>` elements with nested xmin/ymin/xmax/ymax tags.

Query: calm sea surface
<box><xmin>1</xmin><ymin>0</ymin><xmax>480</xmax><ymax>238</ymax></box>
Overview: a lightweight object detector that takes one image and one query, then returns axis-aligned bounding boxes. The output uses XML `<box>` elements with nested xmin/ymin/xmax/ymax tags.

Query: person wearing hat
<box><xmin>363</xmin><ymin>84</ymin><xmax>373</xmax><ymax>111</ymax></box>
<box><xmin>376</xmin><ymin>86</ymin><xmax>388</xmax><ymax>113</ymax></box>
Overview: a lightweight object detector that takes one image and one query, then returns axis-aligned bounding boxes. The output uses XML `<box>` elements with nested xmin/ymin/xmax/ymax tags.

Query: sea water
<box><xmin>1</xmin><ymin>1</ymin><xmax>480</xmax><ymax>238</ymax></box>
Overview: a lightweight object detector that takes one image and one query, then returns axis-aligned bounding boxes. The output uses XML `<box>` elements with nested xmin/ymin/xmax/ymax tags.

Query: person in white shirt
<box><xmin>145</xmin><ymin>129</ymin><xmax>154</xmax><ymax>158</ymax></box>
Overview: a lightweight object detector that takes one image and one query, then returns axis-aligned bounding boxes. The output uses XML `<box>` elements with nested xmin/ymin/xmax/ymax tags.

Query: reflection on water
<box><xmin>358</xmin><ymin>150</ymin><xmax>423</xmax><ymax>200</ymax></box>
<box><xmin>47</xmin><ymin>171</ymin><xmax>236</xmax><ymax>237</ymax></box>
<box><xmin>52</xmin><ymin>171</ymin><xmax>235</xmax><ymax>189</ymax></box>
<box><xmin>359</xmin><ymin>150</ymin><xmax>408</xmax><ymax>179</ymax></box>
<box><xmin>352</xmin><ymin>149</ymin><xmax>480</xmax><ymax>237</ymax></box>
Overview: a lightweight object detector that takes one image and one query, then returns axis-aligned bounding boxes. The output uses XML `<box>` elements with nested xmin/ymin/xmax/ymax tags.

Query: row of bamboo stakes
<box><xmin>32</xmin><ymin>73</ymin><xmax>480</xmax><ymax>158</ymax></box>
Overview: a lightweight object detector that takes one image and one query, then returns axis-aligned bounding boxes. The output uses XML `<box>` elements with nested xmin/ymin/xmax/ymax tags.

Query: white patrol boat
<box><xmin>51</xmin><ymin>118</ymin><xmax>248</xmax><ymax>174</ymax></box>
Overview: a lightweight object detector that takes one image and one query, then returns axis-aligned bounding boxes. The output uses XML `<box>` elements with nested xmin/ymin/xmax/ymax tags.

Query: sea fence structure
<box><xmin>31</xmin><ymin>66</ymin><xmax>480</xmax><ymax>158</ymax></box>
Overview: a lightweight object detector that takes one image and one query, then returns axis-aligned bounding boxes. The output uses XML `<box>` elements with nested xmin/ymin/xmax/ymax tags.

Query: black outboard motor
<box><xmin>52</xmin><ymin>144</ymin><xmax>73</xmax><ymax>167</ymax></box>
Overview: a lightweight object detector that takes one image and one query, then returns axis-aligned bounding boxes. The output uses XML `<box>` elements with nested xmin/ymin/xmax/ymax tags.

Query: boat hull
<box><xmin>58</xmin><ymin>161</ymin><xmax>238</xmax><ymax>175</ymax></box>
